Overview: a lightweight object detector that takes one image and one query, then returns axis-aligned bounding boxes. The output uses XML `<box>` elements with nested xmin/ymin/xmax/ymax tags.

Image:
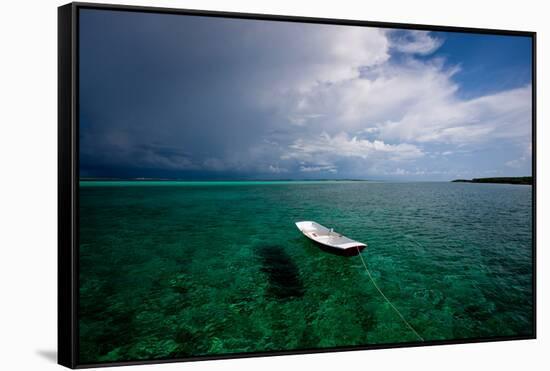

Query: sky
<box><xmin>79</xmin><ymin>9</ymin><xmax>533</xmax><ymax>180</ymax></box>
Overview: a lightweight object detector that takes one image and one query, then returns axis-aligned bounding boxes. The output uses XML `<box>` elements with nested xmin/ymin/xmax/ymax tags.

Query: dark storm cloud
<box><xmin>80</xmin><ymin>11</ymin><xmax>278</xmax><ymax>177</ymax></box>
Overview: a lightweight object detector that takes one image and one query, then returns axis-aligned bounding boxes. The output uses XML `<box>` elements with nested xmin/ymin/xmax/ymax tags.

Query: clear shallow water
<box><xmin>78</xmin><ymin>181</ymin><xmax>533</xmax><ymax>363</ymax></box>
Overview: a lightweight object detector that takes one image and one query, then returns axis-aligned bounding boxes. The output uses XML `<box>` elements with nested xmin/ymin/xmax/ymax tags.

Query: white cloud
<box><xmin>268</xmin><ymin>164</ymin><xmax>288</xmax><ymax>173</ymax></box>
<box><xmin>253</xmin><ymin>26</ymin><xmax>531</xmax><ymax>178</ymax></box>
<box><xmin>292</xmin><ymin>25</ymin><xmax>391</xmax><ymax>90</ymax></box>
<box><xmin>288</xmin><ymin>113</ymin><xmax>324</xmax><ymax>126</ymax></box>
<box><xmin>505</xmin><ymin>159</ymin><xmax>522</xmax><ymax>168</ymax></box>
<box><xmin>254</xmin><ymin>24</ymin><xmax>390</xmax><ymax>104</ymax></box>
<box><xmin>390</xmin><ymin>30</ymin><xmax>443</xmax><ymax>55</ymax></box>
<box><xmin>274</xmin><ymin>50</ymin><xmax>531</xmax><ymax>148</ymax></box>
<box><xmin>505</xmin><ymin>142</ymin><xmax>532</xmax><ymax>168</ymax></box>
<box><xmin>396</xmin><ymin>168</ymin><xmax>451</xmax><ymax>176</ymax></box>
<box><xmin>359</xmin><ymin>127</ymin><xmax>380</xmax><ymax>134</ymax></box>
<box><xmin>282</xmin><ymin>132</ymin><xmax>424</xmax><ymax>163</ymax></box>
<box><xmin>275</xmin><ymin>58</ymin><xmax>462</xmax><ymax>134</ymax></box>
<box><xmin>300</xmin><ymin>164</ymin><xmax>338</xmax><ymax>173</ymax></box>
<box><xmin>397</xmin><ymin>84</ymin><xmax>531</xmax><ymax>144</ymax></box>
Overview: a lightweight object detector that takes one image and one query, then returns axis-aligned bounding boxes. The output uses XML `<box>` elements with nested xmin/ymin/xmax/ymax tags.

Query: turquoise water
<box><xmin>78</xmin><ymin>181</ymin><xmax>533</xmax><ymax>363</ymax></box>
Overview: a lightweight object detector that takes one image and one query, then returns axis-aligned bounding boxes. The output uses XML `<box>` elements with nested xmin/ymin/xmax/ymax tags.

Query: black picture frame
<box><xmin>58</xmin><ymin>2</ymin><xmax>537</xmax><ymax>368</ymax></box>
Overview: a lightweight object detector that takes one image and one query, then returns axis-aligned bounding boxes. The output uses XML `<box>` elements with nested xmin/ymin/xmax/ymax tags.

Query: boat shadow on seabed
<box><xmin>256</xmin><ymin>245</ymin><xmax>305</xmax><ymax>301</ymax></box>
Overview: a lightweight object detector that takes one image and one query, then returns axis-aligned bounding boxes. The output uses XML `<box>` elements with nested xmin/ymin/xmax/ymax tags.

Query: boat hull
<box><xmin>305</xmin><ymin>235</ymin><xmax>366</xmax><ymax>257</ymax></box>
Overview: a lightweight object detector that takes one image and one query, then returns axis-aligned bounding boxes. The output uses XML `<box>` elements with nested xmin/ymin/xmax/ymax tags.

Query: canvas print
<box><xmin>78</xmin><ymin>8</ymin><xmax>534</xmax><ymax>364</ymax></box>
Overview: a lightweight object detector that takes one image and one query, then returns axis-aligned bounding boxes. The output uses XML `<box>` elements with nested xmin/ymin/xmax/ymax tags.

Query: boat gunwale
<box><xmin>295</xmin><ymin>221</ymin><xmax>367</xmax><ymax>251</ymax></box>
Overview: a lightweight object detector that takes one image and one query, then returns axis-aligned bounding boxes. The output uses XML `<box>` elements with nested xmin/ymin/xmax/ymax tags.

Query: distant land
<box><xmin>452</xmin><ymin>176</ymin><xmax>532</xmax><ymax>185</ymax></box>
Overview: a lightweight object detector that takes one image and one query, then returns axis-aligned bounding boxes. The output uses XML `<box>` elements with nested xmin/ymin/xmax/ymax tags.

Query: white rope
<box><xmin>356</xmin><ymin>247</ymin><xmax>424</xmax><ymax>342</ymax></box>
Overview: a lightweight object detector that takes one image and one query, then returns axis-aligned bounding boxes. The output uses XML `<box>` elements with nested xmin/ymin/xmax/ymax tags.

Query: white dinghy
<box><xmin>295</xmin><ymin>221</ymin><xmax>366</xmax><ymax>256</ymax></box>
